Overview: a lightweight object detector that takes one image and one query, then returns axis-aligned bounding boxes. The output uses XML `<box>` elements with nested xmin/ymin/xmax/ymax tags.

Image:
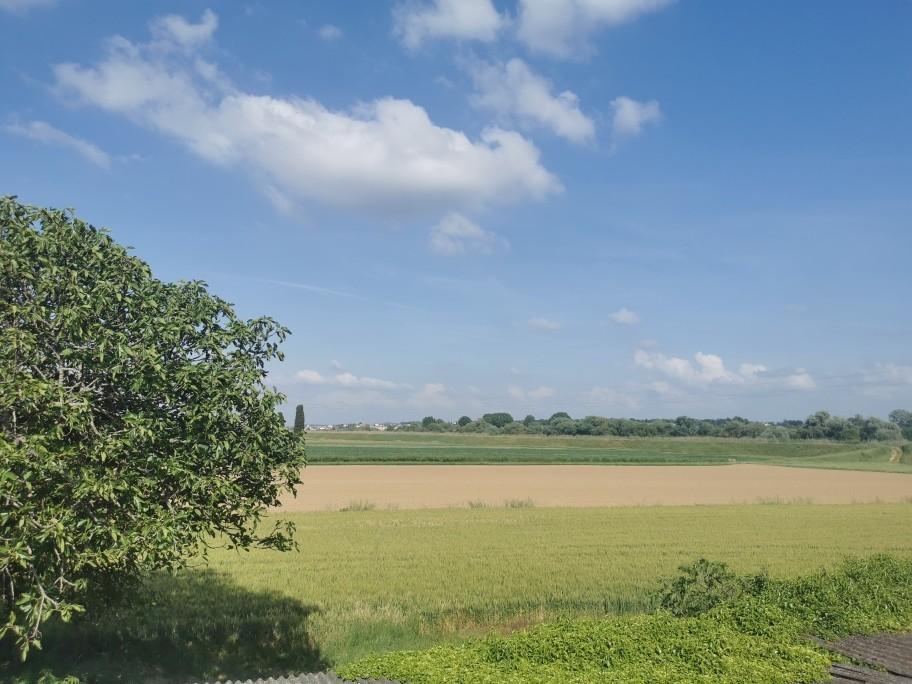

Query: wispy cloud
<box><xmin>429</xmin><ymin>213</ymin><xmax>508</xmax><ymax>255</ymax></box>
<box><xmin>0</xmin><ymin>0</ymin><xmax>56</xmax><ymax>14</ymax></box>
<box><xmin>610</xmin><ymin>96</ymin><xmax>662</xmax><ymax>140</ymax></box>
<box><xmin>295</xmin><ymin>369</ymin><xmax>409</xmax><ymax>390</ymax></box>
<box><xmin>317</xmin><ymin>24</ymin><xmax>342</xmax><ymax>41</ymax></box>
<box><xmin>528</xmin><ymin>317</ymin><xmax>561</xmax><ymax>332</ymax></box>
<box><xmin>5</xmin><ymin>120</ymin><xmax>111</xmax><ymax>168</ymax></box>
<box><xmin>508</xmin><ymin>385</ymin><xmax>556</xmax><ymax>400</ymax></box>
<box><xmin>610</xmin><ymin>307</ymin><xmax>639</xmax><ymax>325</ymax></box>
<box><xmin>393</xmin><ymin>0</ymin><xmax>505</xmax><ymax>50</ymax></box>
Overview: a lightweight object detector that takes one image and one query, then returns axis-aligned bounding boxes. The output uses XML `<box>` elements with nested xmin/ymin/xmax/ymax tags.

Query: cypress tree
<box><xmin>293</xmin><ymin>404</ymin><xmax>306</xmax><ymax>434</ymax></box>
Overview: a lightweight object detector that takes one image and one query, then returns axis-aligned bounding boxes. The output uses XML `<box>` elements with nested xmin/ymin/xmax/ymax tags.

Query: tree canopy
<box><xmin>0</xmin><ymin>198</ymin><xmax>305</xmax><ymax>658</ymax></box>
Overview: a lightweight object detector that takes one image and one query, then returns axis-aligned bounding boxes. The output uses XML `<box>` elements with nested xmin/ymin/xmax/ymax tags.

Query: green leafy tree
<box><xmin>421</xmin><ymin>415</ymin><xmax>437</xmax><ymax>429</ymax></box>
<box><xmin>889</xmin><ymin>409</ymin><xmax>912</xmax><ymax>440</ymax></box>
<box><xmin>481</xmin><ymin>412</ymin><xmax>514</xmax><ymax>428</ymax></box>
<box><xmin>457</xmin><ymin>415</ymin><xmax>471</xmax><ymax>427</ymax></box>
<box><xmin>0</xmin><ymin>198</ymin><xmax>306</xmax><ymax>658</ymax></box>
<box><xmin>293</xmin><ymin>404</ymin><xmax>306</xmax><ymax>434</ymax></box>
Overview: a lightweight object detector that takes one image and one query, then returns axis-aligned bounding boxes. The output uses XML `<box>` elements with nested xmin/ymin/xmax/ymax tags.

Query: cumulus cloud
<box><xmin>635</xmin><ymin>349</ymin><xmax>816</xmax><ymax>392</ymax></box>
<box><xmin>610</xmin><ymin>307</ymin><xmax>639</xmax><ymax>325</ymax></box>
<box><xmin>784</xmin><ymin>370</ymin><xmax>816</xmax><ymax>391</ymax></box>
<box><xmin>469</xmin><ymin>58</ymin><xmax>595</xmax><ymax>144</ymax></box>
<box><xmin>393</xmin><ymin>0</ymin><xmax>506</xmax><ymax>50</ymax></box>
<box><xmin>635</xmin><ymin>349</ymin><xmax>740</xmax><ymax>385</ymax></box>
<box><xmin>317</xmin><ymin>24</ymin><xmax>343</xmax><ymax>41</ymax></box>
<box><xmin>610</xmin><ymin>96</ymin><xmax>662</xmax><ymax>139</ymax></box>
<box><xmin>516</xmin><ymin>0</ymin><xmax>673</xmax><ymax>59</ymax></box>
<box><xmin>4</xmin><ymin>120</ymin><xmax>111</xmax><ymax>168</ymax></box>
<box><xmin>508</xmin><ymin>385</ymin><xmax>556</xmax><ymax>400</ymax></box>
<box><xmin>0</xmin><ymin>0</ymin><xmax>55</xmax><ymax>13</ymax></box>
<box><xmin>738</xmin><ymin>363</ymin><xmax>768</xmax><ymax>381</ymax></box>
<box><xmin>150</xmin><ymin>8</ymin><xmax>218</xmax><ymax>49</ymax></box>
<box><xmin>295</xmin><ymin>369</ymin><xmax>407</xmax><ymax>390</ymax></box>
<box><xmin>53</xmin><ymin>10</ymin><xmax>560</xmax><ymax>219</ymax></box>
<box><xmin>429</xmin><ymin>212</ymin><xmax>508</xmax><ymax>255</ymax></box>
<box><xmin>528</xmin><ymin>317</ymin><xmax>561</xmax><ymax>332</ymax></box>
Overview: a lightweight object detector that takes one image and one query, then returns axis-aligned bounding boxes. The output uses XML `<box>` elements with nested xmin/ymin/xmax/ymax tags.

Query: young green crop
<box><xmin>305</xmin><ymin>431</ymin><xmax>912</xmax><ymax>472</ymax></box>
<box><xmin>7</xmin><ymin>503</ymin><xmax>912</xmax><ymax>681</ymax></box>
<box><xmin>339</xmin><ymin>555</ymin><xmax>912</xmax><ymax>684</ymax></box>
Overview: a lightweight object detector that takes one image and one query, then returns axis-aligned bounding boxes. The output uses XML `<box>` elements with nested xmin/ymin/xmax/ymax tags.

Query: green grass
<box><xmin>9</xmin><ymin>503</ymin><xmax>912</xmax><ymax>682</ymax></box>
<box><xmin>305</xmin><ymin>432</ymin><xmax>912</xmax><ymax>473</ymax></box>
<box><xmin>339</xmin><ymin>555</ymin><xmax>912</xmax><ymax>684</ymax></box>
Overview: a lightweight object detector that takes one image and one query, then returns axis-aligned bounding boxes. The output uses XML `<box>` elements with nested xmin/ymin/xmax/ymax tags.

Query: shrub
<box><xmin>655</xmin><ymin>558</ymin><xmax>743</xmax><ymax>617</ymax></box>
<box><xmin>339</xmin><ymin>554</ymin><xmax>912</xmax><ymax>684</ymax></box>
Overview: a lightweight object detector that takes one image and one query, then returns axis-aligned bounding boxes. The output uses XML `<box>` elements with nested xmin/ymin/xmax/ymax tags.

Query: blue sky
<box><xmin>2</xmin><ymin>0</ymin><xmax>910</xmax><ymax>423</ymax></box>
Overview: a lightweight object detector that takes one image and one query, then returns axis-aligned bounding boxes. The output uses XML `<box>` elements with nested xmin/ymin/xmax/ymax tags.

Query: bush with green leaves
<box><xmin>339</xmin><ymin>554</ymin><xmax>912</xmax><ymax>684</ymax></box>
<box><xmin>0</xmin><ymin>198</ymin><xmax>305</xmax><ymax>658</ymax></box>
<box><xmin>655</xmin><ymin>558</ymin><xmax>744</xmax><ymax>617</ymax></box>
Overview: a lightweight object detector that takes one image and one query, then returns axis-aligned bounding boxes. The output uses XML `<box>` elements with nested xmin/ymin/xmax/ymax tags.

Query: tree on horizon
<box><xmin>294</xmin><ymin>404</ymin><xmax>306</xmax><ymax>434</ymax></box>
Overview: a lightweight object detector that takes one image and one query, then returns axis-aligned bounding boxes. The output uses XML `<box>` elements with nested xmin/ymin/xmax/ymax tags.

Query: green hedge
<box><xmin>338</xmin><ymin>554</ymin><xmax>912</xmax><ymax>684</ymax></box>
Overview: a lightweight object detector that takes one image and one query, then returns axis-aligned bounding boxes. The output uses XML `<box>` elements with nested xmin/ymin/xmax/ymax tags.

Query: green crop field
<box><xmin>305</xmin><ymin>431</ymin><xmax>912</xmax><ymax>472</ymax></box>
<box><xmin>11</xmin><ymin>502</ymin><xmax>912</xmax><ymax>682</ymax></box>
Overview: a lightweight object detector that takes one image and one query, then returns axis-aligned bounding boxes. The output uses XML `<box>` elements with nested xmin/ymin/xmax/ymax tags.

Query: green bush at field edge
<box><xmin>338</xmin><ymin>554</ymin><xmax>912</xmax><ymax>684</ymax></box>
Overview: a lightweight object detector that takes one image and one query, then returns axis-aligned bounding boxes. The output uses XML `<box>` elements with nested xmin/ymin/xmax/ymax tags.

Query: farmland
<box><xmin>305</xmin><ymin>431</ymin><xmax>912</xmax><ymax>472</ymax></box>
<box><xmin>282</xmin><ymin>463</ymin><xmax>912</xmax><ymax>511</ymax></box>
<box><xmin>11</xmin><ymin>503</ymin><xmax>912</xmax><ymax>682</ymax></box>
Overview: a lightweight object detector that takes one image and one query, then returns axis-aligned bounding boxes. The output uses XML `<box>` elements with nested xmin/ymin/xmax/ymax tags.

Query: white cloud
<box><xmin>394</xmin><ymin>0</ymin><xmax>505</xmax><ymax>50</ymax></box>
<box><xmin>866</xmin><ymin>363</ymin><xmax>912</xmax><ymax>386</ymax></box>
<box><xmin>635</xmin><ymin>349</ymin><xmax>816</xmax><ymax>393</ymax></box>
<box><xmin>516</xmin><ymin>0</ymin><xmax>673</xmax><ymax>59</ymax></box>
<box><xmin>329</xmin><ymin>359</ymin><xmax>344</xmax><ymax>371</ymax></box>
<box><xmin>634</xmin><ymin>349</ymin><xmax>742</xmax><ymax>385</ymax></box>
<box><xmin>4</xmin><ymin>120</ymin><xmax>111</xmax><ymax>168</ymax></box>
<box><xmin>738</xmin><ymin>363</ymin><xmax>768</xmax><ymax>381</ymax></box>
<box><xmin>53</xmin><ymin>11</ymin><xmax>560</xmax><ymax>219</ymax></box>
<box><xmin>469</xmin><ymin>58</ymin><xmax>595</xmax><ymax>144</ymax></box>
<box><xmin>295</xmin><ymin>369</ymin><xmax>406</xmax><ymax>390</ymax></box>
<box><xmin>509</xmin><ymin>385</ymin><xmax>556</xmax><ymax>400</ymax></box>
<box><xmin>150</xmin><ymin>8</ymin><xmax>218</xmax><ymax>49</ymax></box>
<box><xmin>610</xmin><ymin>307</ymin><xmax>639</xmax><ymax>325</ymax></box>
<box><xmin>784</xmin><ymin>370</ymin><xmax>816</xmax><ymax>391</ymax></box>
<box><xmin>429</xmin><ymin>212</ymin><xmax>508</xmax><ymax>255</ymax></box>
<box><xmin>0</xmin><ymin>0</ymin><xmax>55</xmax><ymax>13</ymax></box>
<box><xmin>315</xmin><ymin>389</ymin><xmax>400</xmax><ymax>411</ymax></box>
<box><xmin>317</xmin><ymin>24</ymin><xmax>343</xmax><ymax>41</ymax></box>
<box><xmin>528</xmin><ymin>317</ymin><xmax>561</xmax><ymax>332</ymax></box>
<box><xmin>610</xmin><ymin>96</ymin><xmax>662</xmax><ymax>139</ymax></box>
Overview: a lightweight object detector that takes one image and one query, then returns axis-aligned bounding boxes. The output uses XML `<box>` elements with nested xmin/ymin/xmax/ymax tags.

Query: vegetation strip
<box><xmin>304</xmin><ymin>432</ymin><xmax>912</xmax><ymax>473</ymax></box>
<box><xmin>338</xmin><ymin>555</ymin><xmax>912</xmax><ymax>684</ymax></box>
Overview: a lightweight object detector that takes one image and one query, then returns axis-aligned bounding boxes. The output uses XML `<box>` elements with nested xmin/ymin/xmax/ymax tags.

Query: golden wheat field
<box><xmin>279</xmin><ymin>463</ymin><xmax>912</xmax><ymax>511</ymax></box>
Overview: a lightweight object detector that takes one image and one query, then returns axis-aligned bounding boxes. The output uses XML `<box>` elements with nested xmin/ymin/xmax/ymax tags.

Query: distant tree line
<box><xmin>403</xmin><ymin>409</ymin><xmax>912</xmax><ymax>442</ymax></box>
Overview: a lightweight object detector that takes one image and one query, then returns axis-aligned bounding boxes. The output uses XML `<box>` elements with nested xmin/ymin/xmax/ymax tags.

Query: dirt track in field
<box><xmin>278</xmin><ymin>464</ymin><xmax>912</xmax><ymax>511</ymax></box>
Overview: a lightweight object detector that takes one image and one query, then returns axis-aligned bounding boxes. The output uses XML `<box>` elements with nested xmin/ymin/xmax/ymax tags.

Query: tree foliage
<box><xmin>293</xmin><ymin>404</ymin><xmax>306</xmax><ymax>434</ymax></box>
<box><xmin>481</xmin><ymin>412</ymin><xmax>514</xmax><ymax>428</ymax></box>
<box><xmin>0</xmin><ymin>198</ymin><xmax>305</xmax><ymax>658</ymax></box>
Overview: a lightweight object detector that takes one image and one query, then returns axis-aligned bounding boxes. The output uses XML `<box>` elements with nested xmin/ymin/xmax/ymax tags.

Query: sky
<box><xmin>2</xmin><ymin>0</ymin><xmax>911</xmax><ymax>424</ymax></box>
